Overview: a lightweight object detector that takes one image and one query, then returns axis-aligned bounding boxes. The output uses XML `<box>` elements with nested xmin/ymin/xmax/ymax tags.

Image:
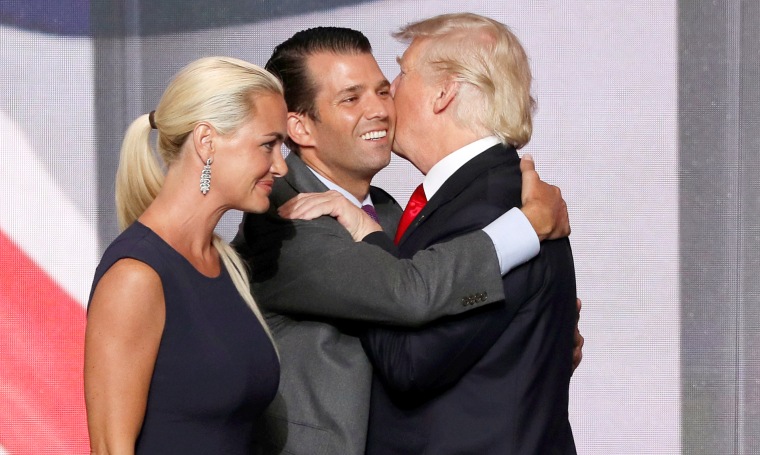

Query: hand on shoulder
<box><xmin>278</xmin><ymin>190</ymin><xmax>382</xmax><ymax>241</ymax></box>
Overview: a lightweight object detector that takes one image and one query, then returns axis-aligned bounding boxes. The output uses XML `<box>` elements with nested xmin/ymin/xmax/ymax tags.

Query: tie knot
<box><xmin>361</xmin><ymin>204</ymin><xmax>380</xmax><ymax>223</ymax></box>
<box><xmin>394</xmin><ymin>183</ymin><xmax>428</xmax><ymax>245</ymax></box>
<box><xmin>409</xmin><ymin>184</ymin><xmax>427</xmax><ymax>206</ymax></box>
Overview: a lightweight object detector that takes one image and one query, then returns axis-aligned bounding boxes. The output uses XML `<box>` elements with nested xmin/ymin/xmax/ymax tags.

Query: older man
<box><xmin>234</xmin><ymin>26</ymin><xmax>573</xmax><ymax>455</ymax></box>
<box><xmin>357</xmin><ymin>14</ymin><xmax>578</xmax><ymax>454</ymax></box>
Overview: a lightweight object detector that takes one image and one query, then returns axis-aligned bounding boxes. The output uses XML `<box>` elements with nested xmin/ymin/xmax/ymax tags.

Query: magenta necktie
<box><xmin>394</xmin><ymin>184</ymin><xmax>427</xmax><ymax>244</ymax></box>
<box><xmin>361</xmin><ymin>204</ymin><xmax>380</xmax><ymax>223</ymax></box>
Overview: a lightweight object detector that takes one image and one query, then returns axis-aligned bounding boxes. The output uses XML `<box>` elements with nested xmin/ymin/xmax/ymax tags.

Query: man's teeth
<box><xmin>361</xmin><ymin>130</ymin><xmax>387</xmax><ymax>140</ymax></box>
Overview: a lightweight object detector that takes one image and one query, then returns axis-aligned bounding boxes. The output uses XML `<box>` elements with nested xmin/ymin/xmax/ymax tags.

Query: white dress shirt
<box><xmin>422</xmin><ymin>136</ymin><xmax>540</xmax><ymax>274</ymax></box>
<box><xmin>309</xmin><ymin>167</ymin><xmax>374</xmax><ymax>208</ymax></box>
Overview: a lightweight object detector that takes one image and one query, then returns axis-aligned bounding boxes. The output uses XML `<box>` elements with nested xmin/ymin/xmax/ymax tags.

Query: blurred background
<box><xmin>1</xmin><ymin>1</ymin><xmax>758</xmax><ymax>453</ymax></box>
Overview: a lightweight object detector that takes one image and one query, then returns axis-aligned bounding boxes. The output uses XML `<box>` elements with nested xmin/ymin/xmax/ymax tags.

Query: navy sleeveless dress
<box><xmin>88</xmin><ymin>222</ymin><xmax>280</xmax><ymax>454</ymax></box>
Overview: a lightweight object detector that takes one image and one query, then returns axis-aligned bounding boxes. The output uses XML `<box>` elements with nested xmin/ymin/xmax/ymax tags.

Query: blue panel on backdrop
<box><xmin>0</xmin><ymin>0</ymin><xmax>375</xmax><ymax>37</ymax></box>
<box><xmin>111</xmin><ymin>0</ymin><xmax>375</xmax><ymax>37</ymax></box>
<box><xmin>0</xmin><ymin>0</ymin><xmax>89</xmax><ymax>36</ymax></box>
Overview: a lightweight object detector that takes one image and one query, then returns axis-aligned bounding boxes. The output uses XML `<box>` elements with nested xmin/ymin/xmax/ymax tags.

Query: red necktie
<box><xmin>394</xmin><ymin>184</ymin><xmax>427</xmax><ymax>244</ymax></box>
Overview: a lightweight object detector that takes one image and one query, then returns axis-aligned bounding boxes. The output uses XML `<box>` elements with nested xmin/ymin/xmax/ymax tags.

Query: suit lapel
<box><xmin>370</xmin><ymin>187</ymin><xmax>402</xmax><ymax>233</ymax></box>
<box><xmin>267</xmin><ymin>152</ymin><xmax>330</xmax><ymax>209</ymax></box>
<box><xmin>282</xmin><ymin>152</ymin><xmax>330</xmax><ymax>194</ymax></box>
<box><xmin>280</xmin><ymin>152</ymin><xmax>401</xmax><ymax>230</ymax></box>
<box><xmin>398</xmin><ymin>144</ymin><xmax>517</xmax><ymax>246</ymax></box>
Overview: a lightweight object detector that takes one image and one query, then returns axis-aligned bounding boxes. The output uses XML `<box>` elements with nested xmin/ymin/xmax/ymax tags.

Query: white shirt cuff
<box><xmin>482</xmin><ymin>207</ymin><xmax>540</xmax><ymax>275</ymax></box>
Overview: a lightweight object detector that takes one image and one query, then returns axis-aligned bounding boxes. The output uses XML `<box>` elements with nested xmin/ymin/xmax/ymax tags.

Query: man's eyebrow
<box><xmin>336</xmin><ymin>84</ymin><xmax>364</xmax><ymax>98</ymax></box>
<box><xmin>335</xmin><ymin>79</ymin><xmax>389</xmax><ymax>99</ymax></box>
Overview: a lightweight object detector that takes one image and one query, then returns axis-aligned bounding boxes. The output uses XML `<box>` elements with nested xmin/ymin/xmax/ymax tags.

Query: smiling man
<box><xmin>233</xmin><ymin>27</ymin><xmax>572</xmax><ymax>455</ymax></box>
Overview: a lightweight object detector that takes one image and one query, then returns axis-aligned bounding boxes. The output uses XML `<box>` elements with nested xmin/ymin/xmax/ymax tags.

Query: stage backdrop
<box><xmin>1</xmin><ymin>1</ymin><xmax>758</xmax><ymax>454</ymax></box>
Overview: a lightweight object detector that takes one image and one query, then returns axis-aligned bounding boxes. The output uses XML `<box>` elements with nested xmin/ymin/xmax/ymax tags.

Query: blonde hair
<box><xmin>115</xmin><ymin>56</ymin><xmax>283</xmax><ymax>347</ymax></box>
<box><xmin>395</xmin><ymin>13</ymin><xmax>535</xmax><ymax>148</ymax></box>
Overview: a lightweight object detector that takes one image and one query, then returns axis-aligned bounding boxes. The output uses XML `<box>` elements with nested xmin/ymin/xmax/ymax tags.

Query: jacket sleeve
<box><xmin>232</xmin><ymin>210</ymin><xmax>506</xmax><ymax>327</ymax></box>
<box><xmin>359</xmin><ymin>235</ymin><xmax>569</xmax><ymax>396</ymax></box>
<box><xmin>359</xmin><ymin>298</ymin><xmax>519</xmax><ymax>395</ymax></box>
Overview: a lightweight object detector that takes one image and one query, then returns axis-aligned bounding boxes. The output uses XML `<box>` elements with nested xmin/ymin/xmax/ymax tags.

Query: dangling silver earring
<box><xmin>200</xmin><ymin>158</ymin><xmax>212</xmax><ymax>195</ymax></box>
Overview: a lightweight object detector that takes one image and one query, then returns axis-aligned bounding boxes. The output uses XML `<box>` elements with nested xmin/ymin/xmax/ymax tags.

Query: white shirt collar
<box><xmin>423</xmin><ymin>136</ymin><xmax>501</xmax><ymax>199</ymax></box>
<box><xmin>307</xmin><ymin>166</ymin><xmax>373</xmax><ymax>208</ymax></box>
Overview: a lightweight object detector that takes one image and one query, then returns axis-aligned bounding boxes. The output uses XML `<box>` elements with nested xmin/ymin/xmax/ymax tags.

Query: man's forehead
<box><xmin>307</xmin><ymin>50</ymin><xmax>380</xmax><ymax>70</ymax></box>
<box><xmin>308</xmin><ymin>51</ymin><xmax>388</xmax><ymax>92</ymax></box>
<box><xmin>399</xmin><ymin>38</ymin><xmax>428</xmax><ymax>67</ymax></box>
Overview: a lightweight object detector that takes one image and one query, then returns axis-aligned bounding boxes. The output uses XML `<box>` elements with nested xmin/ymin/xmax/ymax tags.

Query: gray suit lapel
<box><xmin>283</xmin><ymin>152</ymin><xmax>330</xmax><ymax>194</ymax></box>
<box><xmin>283</xmin><ymin>152</ymin><xmax>401</xmax><ymax>234</ymax></box>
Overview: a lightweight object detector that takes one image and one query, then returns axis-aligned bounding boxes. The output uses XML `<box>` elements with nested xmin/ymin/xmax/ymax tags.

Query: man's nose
<box><xmin>365</xmin><ymin>93</ymin><xmax>390</xmax><ymax>120</ymax></box>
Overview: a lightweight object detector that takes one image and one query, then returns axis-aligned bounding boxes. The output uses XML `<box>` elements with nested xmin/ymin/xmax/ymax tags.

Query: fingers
<box><xmin>557</xmin><ymin>195</ymin><xmax>570</xmax><ymax>238</ymax></box>
<box><xmin>520</xmin><ymin>153</ymin><xmax>535</xmax><ymax>170</ymax></box>
<box><xmin>572</xmin><ymin>330</ymin><xmax>584</xmax><ymax>373</ymax></box>
<box><xmin>571</xmin><ymin>297</ymin><xmax>584</xmax><ymax>373</ymax></box>
<box><xmin>276</xmin><ymin>191</ymin><xmax>382</xmax><ymax>241</ymax></box>
<box><xmin>519</xmin><ymin>154</ymin><xmax>538</xmax><ymax>186</ymax></box>
<box><xmin>278</xmin><ymin>191</ymin><xmax>342</xmax><ymax>220</ymax></box>
<box><xmin>520</xmin><ymin>169</ymin><xmax>570</xmax><ymax>241</ymax></box>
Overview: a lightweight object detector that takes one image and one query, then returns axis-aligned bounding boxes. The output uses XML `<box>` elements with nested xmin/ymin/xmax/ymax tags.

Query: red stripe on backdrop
<box><xmin>0</xmin><ymin>231</ymin><xmax>90</xmax><ymax>454</ymax></box>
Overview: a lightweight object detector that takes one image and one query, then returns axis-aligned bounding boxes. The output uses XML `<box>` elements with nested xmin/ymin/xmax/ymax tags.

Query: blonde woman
<box><xmin>84</xmin><ymin>56</ymin><xmax>287</xmax><ymax>453</ymax></box>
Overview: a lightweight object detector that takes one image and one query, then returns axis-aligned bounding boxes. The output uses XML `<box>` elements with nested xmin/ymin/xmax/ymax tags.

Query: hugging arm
<box><xmin>360</xmin><ymin>299</ymin><xmax>518</xmax><ymax>395</ymax></box>
<box><xmin>234</xmin><ymin>210</ymin><xmax>505</xmax><ymax>326</ymax></box>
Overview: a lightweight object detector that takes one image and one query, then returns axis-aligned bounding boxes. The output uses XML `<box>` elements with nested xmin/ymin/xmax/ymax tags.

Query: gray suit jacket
<box><xmin>233</xmin><ymin>153</ymin><xmax>505</xmax><ymax>455</ymax></box>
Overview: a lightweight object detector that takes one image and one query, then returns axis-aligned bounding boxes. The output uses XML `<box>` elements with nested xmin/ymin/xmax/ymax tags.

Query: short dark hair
<box><xmin>266</xmin><ymin>27</ymin><xmax>372</xmax><ymax>151</ymax></box>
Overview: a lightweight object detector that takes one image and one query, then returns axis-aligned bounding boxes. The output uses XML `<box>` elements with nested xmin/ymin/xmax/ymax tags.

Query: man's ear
<box><xmin>287</xmin><ymin>112</ymin><xmax>316</xmax><ymax>148</ymax></box>
<box><xmin>433</xmin><ymin>78</ymin><xmax>460</xmax><ymax>115</ymax></box>
<box><xmin>192</xmin><ymin>122</ymin><xmax>215</xmax><ymax>162</ymax></box>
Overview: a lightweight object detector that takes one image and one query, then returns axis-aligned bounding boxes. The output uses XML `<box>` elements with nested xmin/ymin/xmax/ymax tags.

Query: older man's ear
<box><xmin>432</xmin><ymin>78</ymin><xmax>460</xmax><ymax>115</ymax></box>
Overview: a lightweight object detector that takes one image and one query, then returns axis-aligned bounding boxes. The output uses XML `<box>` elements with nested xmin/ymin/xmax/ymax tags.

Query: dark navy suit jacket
<box><xmin>361</xmin><ymin>144</ymin><xmax>578</xmax><ymax>454</ymax></box>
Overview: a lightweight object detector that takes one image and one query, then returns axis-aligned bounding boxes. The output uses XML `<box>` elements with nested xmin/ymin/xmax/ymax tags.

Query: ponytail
<box><xmin>115</xmin><ymin>114</ymin><xmax>164</xmax><ymax>230</ymax></box>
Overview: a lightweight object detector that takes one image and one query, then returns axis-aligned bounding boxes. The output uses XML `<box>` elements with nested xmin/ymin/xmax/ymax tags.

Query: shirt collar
<box><xmin>307</xmin><ymin>166</ymin><xmax>373</xmax><ymax>208</ymax></box>
<box><xmin>423</xmin><ymin>136</ymin><xmax>501</xmax><ymax>199</ymax></box>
